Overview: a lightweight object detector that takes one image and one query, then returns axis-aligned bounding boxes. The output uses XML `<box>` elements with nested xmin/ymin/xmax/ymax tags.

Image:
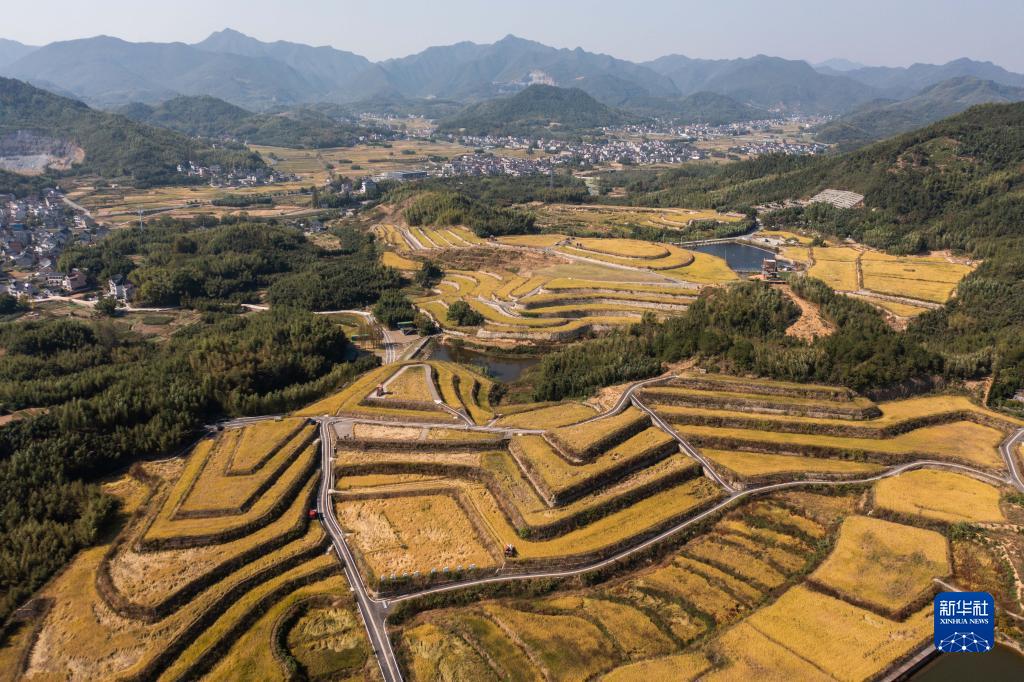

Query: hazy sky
<box><xmin>5</xmin><ymin>0</ymin><xmax>1024</xmax><ymax>70</ymax></box>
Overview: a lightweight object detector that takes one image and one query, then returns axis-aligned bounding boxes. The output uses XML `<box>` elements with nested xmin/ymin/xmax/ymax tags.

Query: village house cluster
<box><xmin>0</xmin><ymin>189</ymin><xmax>133</xmax><ymax>301</ymax></box>
<box><xmin>727</xmin><ymin>139</ymin><xmax>829</xmax><ymax>156</ymax></box>
<box><xmin>176</xmin><ymin>161</ymin><xmax>299</xmax><ymax>187</ymax></box>
<box><xmin>610</xmin><ymin>115</ymin><xmax>831</xmax><ymax>142</ymax></box>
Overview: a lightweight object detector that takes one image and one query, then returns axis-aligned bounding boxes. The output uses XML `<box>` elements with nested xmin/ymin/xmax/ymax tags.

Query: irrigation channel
<box><xmin>307</xmin><ymin>369</ymin><xmax>1024</xmax><ymax>682</ymax></box>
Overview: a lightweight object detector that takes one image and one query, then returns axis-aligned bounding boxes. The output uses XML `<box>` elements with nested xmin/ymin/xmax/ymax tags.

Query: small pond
<box><xmin>422</xmin><ymin>340</ymin><xmax>539</xmax><ymax>383</ymax></box>
<box><xmin>692</xmin><ymin>241</ymin><xmax>779</xmax><ymax>273</ymax></box>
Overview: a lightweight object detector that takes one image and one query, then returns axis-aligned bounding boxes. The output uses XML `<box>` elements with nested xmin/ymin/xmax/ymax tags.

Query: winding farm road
<box><xmin>309</xmin><ymin>370</ymin><xmax>1024</xmax><ymax>681</ymax></box>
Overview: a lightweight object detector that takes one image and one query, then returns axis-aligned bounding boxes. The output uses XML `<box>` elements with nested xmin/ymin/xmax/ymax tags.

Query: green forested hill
<box><xmin>0</xmin><ymin>78</ymin><xmax>263</xmax><ymax>186</ymax></box>
<box><xmin>438</xmin><ymin>84</ymin><xmax>629</xmax><ymax>136</ymax></box>
<box><xmin>117</xmin><ymin>95</ymin><xmax>385</xmax><ymax>148</ymax></box>
<box><xmin>814</xmin><ymin>76</ymin><xmax>1024</xmax><ymax>148</ymax></box>
<box><xmin>603</xmin><ymin>102</ymin><xmax>1024</xmax><ymax>409</ymax></box>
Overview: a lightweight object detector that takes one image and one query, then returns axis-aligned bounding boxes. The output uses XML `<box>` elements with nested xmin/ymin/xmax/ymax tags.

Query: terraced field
<box><xmin>378</xmin><ymin>226</ymin><xmax>737</xmax><ymax>341</ymax></box>
<box><xmin>640</xmin><ymin>373</ymin><xmax>1021</xmax><ymax>483</ymax></box>
<box><xmin>784</xmin><ymin>243</ymin><xmax>977</xmax><ymax>316</ymax></box>
<box><xmin>4</xmin><ymin>420</ymin><xmax>374</xmax><ymax>681</ymax></box>
<box><xmin>331</xmin><ymin>418</ymin><xmax>723</xmax><ymax>579</ymax></box>
<box><xmin>394</xmin><ymin>491</ymin><xmax>859</xmax><ymax>680</ymax></box>
<box><xmin>533</xmin><ymin>204</ymin><xmax>746</xmax><ymax>235</ymax></box>
<box><xmin>297</xmin><ymin>361</ymin><xmax>492</xmax><ymax>425</ymax></box>
<box><xmin>392</xmin><ymin>448</ymin><xmax>1018</xmax><ymax>682</ymax></box>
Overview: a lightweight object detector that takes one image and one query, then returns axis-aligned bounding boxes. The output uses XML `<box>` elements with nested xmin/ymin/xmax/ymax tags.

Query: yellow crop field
<box><xmin>484</xmin><ymin>604</ymin><xmax>618</xmax><ymax>681</ymax></box>
<box><xmin>659</xmin><ymin>393</ymin><xmax>1021</xmax><ymax>433</ymax></box>
<box><xmin>873</xmin><ymin>469</ymin><xmax>1006</xmax><ymax>523</ymax></box>
<box><xmin>745</xmin><ymin>500</ymin><xmax>827</xmax><ymax>538</ymax></box>
<box><xmin>603</xmin><ymin>652</ymin><xmax>712</xmax><ymax>682</ymax></box>
<box><xmin>638</xmin><ymin>563</ymin><xmax>745</xmax><ymax>622</ymax></box>
<box><xmin>860</xmin><ymin>273</ymin><xmax>958</xmax><ymax>303</ymax></box>
<box><xmin>852</xmin><ymin>294</ymin><xmax>931</xmax><ymax>317</ymax></box>
<box><xmin>382</xmin><ymin>250</ymin><xmax>420</xmax><ymax>270</ymax></box>
<box><xmin>521</xmin><ymin>290</ymin><xmax>693</xmax><ymax>308</ymax></box>
<box><xmin>433</xmin><ymin>361</ymin><xmax>494</xmax><ymax>424</ymax></box>
<box><xmin>110</xmin><ymin>480</ymin><xmax>319</xmax><ymax>608</ymax></box>
<box><xmin>684</xmin><ymin>535</ymin><xmax>787</xmax><ymax>589</ymax></box>
<box><xmin>542</xmin><ymin>596</ymin><xmax>675</xmax><ymax>659</ymax></box>
<box><xmin>811</xmin><ymin>516</ymin><xmax>948</xmax><ymax>614</ymax></box>
<box><xmin>297</xmin><ymin>362</ymin><xmax>470</xmax><ymax>422</ymax></box>
<box><xmin>663</xmin><ymin>251</ymin><xmax>738</xmax><ymax>284</ymax></box>
<box><xmin>759</xmin><ymin>230</ymin><xmax>815</xmax><ymax>245</ymax></box>
<box><xmin>228</xmin><ymin>417</ymin><xmax>308</xmax><ymax>472</ymax></box>
<box><xmin>402</xmin><ymin>621</ymin><xmax>495</xmax><ymax>681</ymax></box>
<box><xmin>779</xmin><ymin>245</ymin><xmax>813</xmax><ymax>264</ymax></box>
<box><xmin>335</xmin><ymin>494</ymin><xmax>496</xmax><ymax>579</ymax></box>
<box><xmin>493</xmin><ymin>402</ymin><xmax>597</xmax><ymax>429</ymax></box>
<box><xmin>204</xmin><ymin>574</ymin><xmax>371</xmax><ymax>681</ymax></box>
<box><xmin>742</xmin><ymin>586</ymin><xmax>932</xmax><ymax>681</ymax></box>
<box><xmin>535</xmin><ymin>204</ymin><xmax>744</xmax><ymax>233</ymax></box>
<box><xmin>809</xmin><ymin>257</ymin><xmax>859</xmax><ymax>290</ymax></box>
<box><xmin>496</xmin><ymin>234</ymin><xmax>566</xmax><ymax>247</ymax></box>
<box><xmin>703</xmin><ymin>449</ymin><xmax>883</xmax><ymax>477</ymax></box>
<box><xmin>575</xmin><ymin>237</ymin><xmax>671</xmax><ymax>258</ymax></box>
<box><xmin>381</xmin><ymin>365</ymin><xmax>436</xmax><ymax>403</ymax></box>
<box><xmin>541</xmin><ymin>278</ymin><xmax>696</xmax><ymax>295</ymax></box>
<box><xmin>706</xmin><ymin>621</ymin><xmax>833</xmax><ymax>681</ymax></box>
<box><xmin>550</xmin><ymin>407</ymin><xmax>646</xmax><ymax>454</ymax></box>
<box><xmin>516</xmin><ymin>428</ymin><xmax>672</xmax><ymax>495</ymax></box>
<box><xmin>673</xmin><ymin>420</ymin><xmax>1005</xmax><ymax>468</ymax></box>
<box><xmin>146</xmin><ymin>439</ymin><xmax>317</xmax><ymax>540</ymax></box>
<box><xmin>559</xmin><ymin>242</ymin><xmax>696</xmax><ymax>270</ymax></box>
<box><xmin>467</xmin><ymin>476</ymin><xmax>721</xmax><ymax>559</ymax></box>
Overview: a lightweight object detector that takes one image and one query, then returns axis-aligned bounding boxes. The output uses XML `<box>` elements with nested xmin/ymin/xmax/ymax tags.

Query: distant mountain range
<box><xmin>815</xmin><ymin>76</ymin><xmax>1024</xmax><ymax>147</ymax></box>
<box><xmin>828</xmin><ymin>58</ymin><xmax>1024</xmax><ymax>99</ymax></box>
<box><xmin>2</xmin><ymin>29</ymin><xmax>1023</xmax><ymax>120</ymax></box>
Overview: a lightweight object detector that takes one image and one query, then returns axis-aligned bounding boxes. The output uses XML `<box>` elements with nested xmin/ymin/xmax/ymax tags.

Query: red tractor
<box><xmin>307</xmin><ymin>509</ymin><xmax>319</xmax><ymax>520</ymax></box>
<box><xmin>503</xmin><ymin>543</ymin><xmax>517</xmax><ymax>558</ymax></box>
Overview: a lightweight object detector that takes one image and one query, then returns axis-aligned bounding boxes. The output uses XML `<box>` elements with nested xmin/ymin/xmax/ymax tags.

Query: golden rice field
<box><xmin>4</xmin><ymin>412</ymin><xmax>367</xmax><ymax>682</ymax></box>
<box><xmin>380</xmin><ymin>364</ymin><xmax>436</xmax><ymax>403</ymax></box>
<box><xmin>534</xmin><ymin>203</ymin><xmax>745</xmax><ymax>235</ymax></box>
<box><xmin>674</xmin><ymin>421</ymin><xmax>1005</xmax><ymax>468</ymax></box>
<box><xmin>702</xmin><ymin>449</ymin><xmax>884</xmax><ymax>478</ymax></box>
<box><xmin>335</xmin><ymin>494</ymin><xmax>497</xmax><ymax>579</ymax></box>
<box><xmin>549</xmin><ymin>406</ymin><xmax>647</xmax><ymax>454</ymax></box>
<box><xmin>492</xmin><ymin>402</ymin><xmax>598</xmax><ymax>429</ymax></box>
<box><xmin>736</xmin><ymin>586</ymin><xmax>933</xmax><ymax>681</ymax></box>
<box><xmin>810</xmin><ymin>516</ymin><xmax>948</xmax><ymax>615</ymax></box>
<box><xmin>873</xmin><ymin>469</ymin><xmax>1007</xmax><ymax>523</ymax></box>
<box><xmin>802</xmin><ymin>245</ymin><xmax>976</xmax><ymax>305</ymax></box>
<box><xmin>416</xmin><ymin>264</ymin><xmax>701</xmax><ymax>341</ymax></box>
<box><xmin>252</xmin><ymin>140</ymin><xmax>478</xmax><ymax>183</ymax></box>
<box><xmin>395</xmin><ymin>492</ymin><xmax>857</xmax><ymax>681</ymax></box>
<box><xmin>296</xmin><ymin>362</ymin><xmax>490</xmax><ymax>424</ymax></box>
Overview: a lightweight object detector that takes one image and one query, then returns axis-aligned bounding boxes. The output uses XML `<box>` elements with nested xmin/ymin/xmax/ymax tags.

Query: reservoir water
<box><xmin>423</xmin><ymin>340</ymin><xmax>539</xmax><ymax>382</ymax></box>
<box><xmin>692</xmin><ymin>241</ymin><xmax>778</xmax><ymax>273</ymax></box>
<box><xmin>910</xmin><ymin>644</ymin><xmax>1024</xmax><ymax>680</ymax></box>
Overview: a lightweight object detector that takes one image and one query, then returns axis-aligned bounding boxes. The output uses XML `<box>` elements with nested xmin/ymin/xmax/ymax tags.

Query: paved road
<box><xmin>999</xmin><ymin>428</ymin><xmax>1024</xmax><ymax>491</ymax></box>
<box><xmin>632</xmin><ymin>394</ymin><xmax>735</xmax><ymax>492</ymax></box>
<box><xmin>316</xmin><ymin>420</ymin><xmax>403</xmax><ymax>682</ymax></box>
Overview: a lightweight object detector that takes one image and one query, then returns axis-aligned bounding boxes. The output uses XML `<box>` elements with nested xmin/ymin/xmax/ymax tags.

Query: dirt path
<box><xmin>780</xmin><ymin>285</ymin><xmax>835</xmax><ymax>341</ymax></box>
